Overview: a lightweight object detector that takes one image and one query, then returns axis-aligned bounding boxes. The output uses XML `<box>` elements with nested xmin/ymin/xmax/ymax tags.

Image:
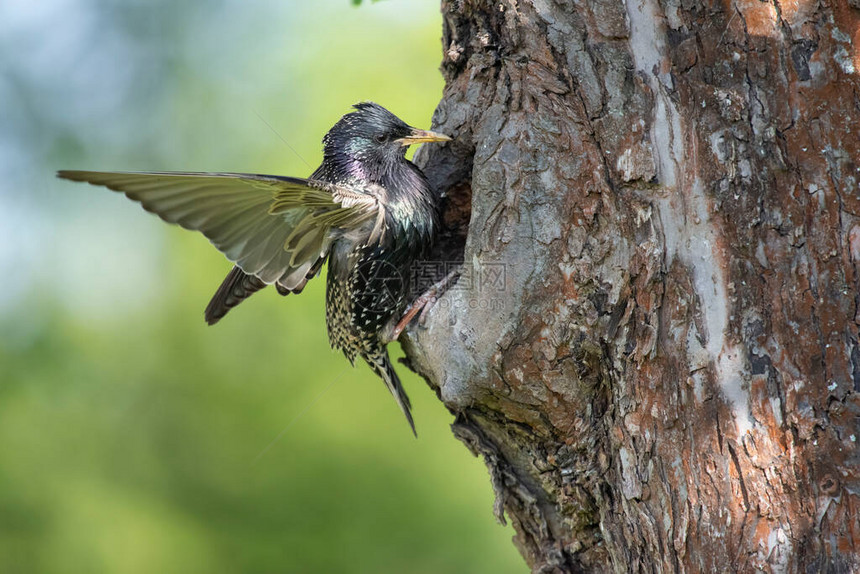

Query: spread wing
<box><xmin>57</xmin><ymin>170</ymin><xmax>379</xmax><ymax>289</ymax></box>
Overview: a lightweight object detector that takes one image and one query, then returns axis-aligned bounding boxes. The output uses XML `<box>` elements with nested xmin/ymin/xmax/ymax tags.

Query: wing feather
<box><xmin>57</xmin><ymin>170</ymin><xmax>379</xmax><ymax>285</ymax></box>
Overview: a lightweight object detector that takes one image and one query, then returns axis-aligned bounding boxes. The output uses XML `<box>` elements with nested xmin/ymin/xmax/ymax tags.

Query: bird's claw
<box><xmin>391</xmin><ymin>268</ymin><xmax>460</xmax><ymax>340</ymax></box>
<box><xmin>417</xmin><ymin>295</ymin><xmax>438</xmax><ymax>326</ymax></box>
<box><xmin>392</xmin><ymin>292</ymin><xmax>435</xmax><ymax>340</ymax></box>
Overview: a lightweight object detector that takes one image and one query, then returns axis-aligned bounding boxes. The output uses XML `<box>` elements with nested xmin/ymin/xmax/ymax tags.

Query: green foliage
<box><xmin>0</xmin><ymin>0</ymin><xmax>525</xmax><ymax>572</ymax></box>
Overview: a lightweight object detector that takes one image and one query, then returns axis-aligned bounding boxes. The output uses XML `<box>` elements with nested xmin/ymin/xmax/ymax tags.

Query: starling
<box><xmin>58</xmin><ymin>102</ymin><xmax>451</xmax><ymax>436</ymax></box>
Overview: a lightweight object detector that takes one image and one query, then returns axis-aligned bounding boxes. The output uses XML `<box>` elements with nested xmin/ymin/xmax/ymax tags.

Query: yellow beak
<box><xmin>396</xmin><ymin>129</ymin><xmax>452</xmax><ymax>146</ymax></box>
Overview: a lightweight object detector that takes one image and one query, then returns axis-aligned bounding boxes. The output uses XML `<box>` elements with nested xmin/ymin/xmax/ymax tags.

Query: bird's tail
<box><xmin>204</xmin><ymin>266</ymin><xmax>267</xmax><ymax>325</ymax></box>
<box><xmin>365</xmin><ymin>349</ymin><xmax>416</xmax><ymax>437</ymax></box>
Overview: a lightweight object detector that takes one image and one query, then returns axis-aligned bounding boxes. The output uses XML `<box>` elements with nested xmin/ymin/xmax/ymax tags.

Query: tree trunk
<box><xmin>405</xmin><ymin>0</ymin><xmax>860</xmax><ymax>571</ymax></box>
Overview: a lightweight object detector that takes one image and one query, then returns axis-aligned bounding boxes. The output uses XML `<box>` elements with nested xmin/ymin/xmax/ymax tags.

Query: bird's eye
<box><xmin>375</xmin><ymin>133</ymin><xmax>388</xmax><ymax>143</ymax></box>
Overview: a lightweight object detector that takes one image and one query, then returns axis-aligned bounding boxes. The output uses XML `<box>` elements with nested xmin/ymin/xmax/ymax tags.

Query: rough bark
<box><xmin>405</xmin><ymin>0</ymin><xmax>860</xmax><ymax>571</ymax></box>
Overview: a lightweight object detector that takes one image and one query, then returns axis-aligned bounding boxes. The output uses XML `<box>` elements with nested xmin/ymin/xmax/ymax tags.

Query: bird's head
<box><xmin>322</xmin><ymin>102</ymin><xmax>450</xmax><ymax>173</ymax></box>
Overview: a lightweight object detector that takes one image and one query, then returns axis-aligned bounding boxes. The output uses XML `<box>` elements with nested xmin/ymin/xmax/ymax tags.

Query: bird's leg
<box><xmin>391</xmin><ymin>268</ymin><xmax>460</xmax><ymax>340</ymax></box>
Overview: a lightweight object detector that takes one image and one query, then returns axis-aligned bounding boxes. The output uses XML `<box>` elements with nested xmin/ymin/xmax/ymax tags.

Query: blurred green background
<box><xmin>0</xmin><ymin>1</ymin><xmax>525</xmax><ymax>572</ymax></box>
